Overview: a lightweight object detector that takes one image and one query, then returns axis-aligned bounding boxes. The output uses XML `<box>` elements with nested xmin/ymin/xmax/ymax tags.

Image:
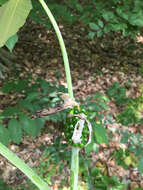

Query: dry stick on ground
<box><xmin>32</xmin><ymin>93</ymin><xmax>80</xmax><ymax>118</ymax></box>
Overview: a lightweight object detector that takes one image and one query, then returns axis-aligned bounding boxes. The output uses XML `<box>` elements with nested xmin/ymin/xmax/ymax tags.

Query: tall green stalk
<box><xmin>70</xmin><ymin>147</ymin><xmax>80</xmax><ymax>189</ymax></box>
<box><xmin>39</xmin><ymin>0</ymin><xmax>79</xmax><ymax>189</ymax></box>
<box><xmin>0</xmin><ymin>142</ymin><xmax>50</xmax><ymax>190</ymax></box>
<box><xmin>39</xmin><ymin>0</ymin><xmax>73</xmax><ymax>99</ymax></box>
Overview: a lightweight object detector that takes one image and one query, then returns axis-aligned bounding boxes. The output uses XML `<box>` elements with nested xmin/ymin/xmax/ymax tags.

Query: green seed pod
<box><xmin>65</xmin><ymin>106</ymin><xmax>90</xmax><ymax>148</ymax></box>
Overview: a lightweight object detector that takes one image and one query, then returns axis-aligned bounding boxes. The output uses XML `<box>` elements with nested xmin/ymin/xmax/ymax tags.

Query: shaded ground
<box><xmin>0</xmin><ymin>20</ymin><xmax>143</xmax><ymax>189</ymax></box>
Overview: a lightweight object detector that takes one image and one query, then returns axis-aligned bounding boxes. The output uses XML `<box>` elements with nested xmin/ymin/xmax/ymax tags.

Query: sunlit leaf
<box><xmin>0</xmin><ymin>0</ymin><xmax>32</xmax><ymax>47</ymax></box>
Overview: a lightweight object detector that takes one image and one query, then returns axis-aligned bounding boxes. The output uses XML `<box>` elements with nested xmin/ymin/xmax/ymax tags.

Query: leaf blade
<box><xmin>8</xmin><ymin>119</ymin><xmax>22</xmax><ymax>144</ymax></box>
<box><xmin>0</xmin><ymin>0</ymin><xmax>32</xmax><ymax>47</ymax></box>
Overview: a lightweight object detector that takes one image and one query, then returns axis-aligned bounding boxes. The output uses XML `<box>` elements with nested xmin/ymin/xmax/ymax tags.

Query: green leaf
<box><xmin>111</xmin><ymin>23</ymin><xmax>127</xmax><ymax>31</ymax></box>
<box><xmin>120</xmin><ymin>131</ymin><xmax>131</xmax><ymax>144</ymax></box>
<box><xmin>18</xmin><ymin>99</ymin><xmax>32</xmax><ymax>110</ymax></box>
<box><xmin>15</xmin><ymin>80</ymin><xmax>29</xmax><ymax>93</ymax></box>
<box><xmin>138</xmin><ymin>158</ymin><xmax>143</xmax><ymax>174</ymax></box>
<box><xmin>2</xmin><ymin>79</ymin><xmax>29</xmax><ymax>93</ymax></box>
<box><xmin>85</xmin><ymin>142</ymin><xmax>99</xmax><ymax>155</ymax></box>
<box><xmin>20</xmin><ymin>115</ymin><xmax>44</xmax><ymax>137</ymax></box>
<box><xmin>0</xmin><ymin>0</ymin><xmax>8</xmax><ymax>6</ymax></box>
<box><xmin>2</xmin><ymin>106</ymin><xmax>22</xmax><ymax>117</ymax></box>
<box><xmin>116</xmin><ymin>7</ymin><xmax>129</xmax><ymax>20</ymax></box>
<box><xmin>25</xmin><ymin>92</ymin><xmax>40</xmax><ymax>102</ymax></box>
<box><xmin>2</xmin><ymin>81</ymin><xmax>17</xmax><ymax>93</ymax></box>
<box><xmin>93</xmin><ymin>92</ymin><xmax>102</xmax><ymax>99</ymax></box>
<box><xmin>97</xmin><ymin>30</ymin><xmax>103</xmax><ymax>37</ymax></box>
<box><xmin>93</xmin><ymin>123</ymin><xmax>108</xmax><ymax>144</ymax></box>
<box><xmin>76</xmin><ymin>3</ymin><xmax>83</xmax><ymax>12</ymax></box>
<box><xmin>0</xmin><ymin>0</ymin><xmax>32</xmax><ymax>47</ymax></box>
<box><xmin>88</xmin><ymin>32</ymin><xmax>95</xmax><ymax>38</ymax></box>
<box><xmin>104</xmin><ymin>24</ymin><xmax>112</xmax><ymax>33</ymax></box>
<box><xmin>0</xmin><ymin>123</ymin><xmax>10</xmax><ymax>146</ymax></box>
<box><xmin>39</xmin><ymin>79</ymin><xmax>50</xmax><ymax>94</ymax></box>
<box><xmin>98</xmin><ymin>20</ymin><xmax>104</xmax><ymax>28</ymax></box>
<box><xmin>0</xmin><ymin>177</ymin><xmax>11</xmax><ymax>190</ymax></box>
<box><xmin>89</xmin><ymin>23</ymin><xmax>99</xmax><ymax>30</ymax></box>
<box><xmin>129</xmin><ymin>12</ymin><xmax>143</xmax><ymax>27</ymax></box>
<box><xmin>102</xmin><ymin>11</ymin><xmax>115</xmax><ymax>21</ymax></box>
<box><xmin>87</xmin><ymin>102</ymin><xmax>102</xmax><ymax>112</ymax></box>
<box><xmin>5</xmin><ymin>33</ymin><xmax>18</xmax><ymax>52</ymax></box>
<box><xmin>29</xmin><ymin>0</ymin><xmax>51</xmax><ymax>28</ymax></box>
<box><xmin>8</xmin><ymin>119</ymin><xmax>22</xmax><ymax>144</ymax></box>
<box><xmin>98</xmin><ymin>101</ymin><xmax>108</xmax><ymax>110</ymax></box>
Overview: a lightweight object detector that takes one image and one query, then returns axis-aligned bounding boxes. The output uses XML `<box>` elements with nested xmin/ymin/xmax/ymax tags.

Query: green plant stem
<box><xmin>0</xmin><ymin>142</ymin><xmax>50</xmax><ymax>190</ymax></box>
<box><xmin>38</xmin><ymin>1</ymin><xmax>80</xmax><ymax>189</ymax></box>
<box><xmin>38</xmin><ymin>0</ymin><xmax>73</xmax><ymax>99</ymax></box>
<box><xmin>70</xmin><ymin>147</ymin><xmax>80</xmax><ymax>190</ymax></box>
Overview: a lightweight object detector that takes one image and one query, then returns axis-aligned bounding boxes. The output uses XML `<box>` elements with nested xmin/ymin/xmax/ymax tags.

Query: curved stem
<box><xmin>39</xmin><ymin>0</ymin><xmax>74</xmax><ymax>99</ymax></box>
<box><xmin>38</xmin><ymin>1</ymin><xmax>79</xmax><ymax>190</ymax></box>
<box><xmin>0</xmin><ymin>142</ymin><xmax>50</xmax><ymax>190</ymax></box>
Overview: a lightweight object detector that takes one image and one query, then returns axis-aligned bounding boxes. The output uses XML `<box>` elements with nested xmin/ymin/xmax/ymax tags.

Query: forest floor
<box><xmin>0</xmin><ymin>20</ymin><xmax>143</xmax><ymax>190</ymax></box>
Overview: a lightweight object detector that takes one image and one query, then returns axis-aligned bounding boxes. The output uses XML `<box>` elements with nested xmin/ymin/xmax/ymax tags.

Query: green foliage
<box><xmin>83</xmin><ymin>92</ymin><xmax>109</xmax><ymax>119</ymax></box>
<box><xmin>8</xmin><ymin>118</ymin><xmax>22</xmax><ymax>144</ymax></box>
<box><xmin>80</xmin><ymin>92</ymin><xmax>110</xmax><ymax>147</ymax></box>
<box><xmin>0</xmin><ymin>76</ymin><xmax>68</xmax><ymax>145</ymax></box>
<box><xmin>113</xmin><ymin>148</ymin><xmax>130</xmax><ymax>169</ymax></box>
<box><xmin>106</xmin><ymin>82</ymin><xmax>128</xmax><ymax>106</ymax></box>
<box><xmin>119</xmin><ymin>130</ymin><xmax>143</xmax><ymax>172</ymax></box>
<box><xmin>106</xmin><ymin>82</ymin><xmax>143</xmax><ymax>125</ymax></box>
<box><xmin>1</xmin><ymin>0</ymin><xmax>143</xmax><ymax>51</ymax></box>
<box><xmin>92</xmin><ymin>122</ymin><xmax>108</xmax><ymax>144</ymax></box>
<box><xmin>138</xmin><ymin>158</ymin><xmax>143</xmax><ymax>174</ymax></box>
<box><xmin>0</xmin><ymin>76</ymin><xmax>115</xmax><ymax>188</ymax></box>
<box><xmin>80</xmin><ymin>156</ymin><xmax>125</xmax><ymax>190</ymax></box>
<box><xmin>1</xmin><ymin>0</ymin><xmax>143</xmax><ymax>52</ymax></box>
<box><xmin>20</xmin><ymin>116</ymin><xmax>45</xmax><ymax>137</ymax></box>
<box><xmin>0</xmin><ymin>76</ymin><xmax>111</xmax><ymax>149</ymax></box>
<box><xmin>117</xmin><ymin>93</ymin><xmax>143</xmax><ymax>125</ymax></box>
<box><xmin>29</xmin><ymin>0</ymin><xmax>76</xmax><ymax>28</ymax></box>
<box><xmin>39</xmin><ymin>138</ymin><xmax>70</xmax><ymax>185</ymax></box>
<box><xmin>0</xmin><ymin>123</ymin><xmax>10</xmax><ymax>146</ymax></box>
<box><xmin>16</xmin><ymin>138</ymin><xmax>126</xmax><ymax>189</ymax></box>
<box><xmin>29</xmin><ymin>0</ymin><xmax>51</xmax><ymax>28</ymax></box>
<box><xmin>0</xmin><ymin>0</ymin><xmax>32</xmax><ymax>48</ymax></box>
<box><xmin>5</xmin><ymin>33</ymin><xmax>18</xmax><ymax>52</ymax></box>
<box><xmin>93</xmin><ymin>173</ymin><xmax>125</xmax><ymax>190</ymax></box>
<box><xmin>106</xmin><ymin>82</ymin><xmax>143</xmax><ymax>174</ymax></box>
<box><xmin>0</xmin><ymin>178</ymin><xmax>11</xmax><ymax>190</ymax></box>
<box><xmin>0</xmin><ymin>0</ymin><xmax>8</xmax><ymax>6</ymax></box>
<box><xmin>64</xmin><ymin>0</ymin><xmax>143</xmax><ymax>38</ymax></box>
<box><xmin>117</xmin><ymin>107</ymin><xmax>139</xmax><ymax>125</ymax></box>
